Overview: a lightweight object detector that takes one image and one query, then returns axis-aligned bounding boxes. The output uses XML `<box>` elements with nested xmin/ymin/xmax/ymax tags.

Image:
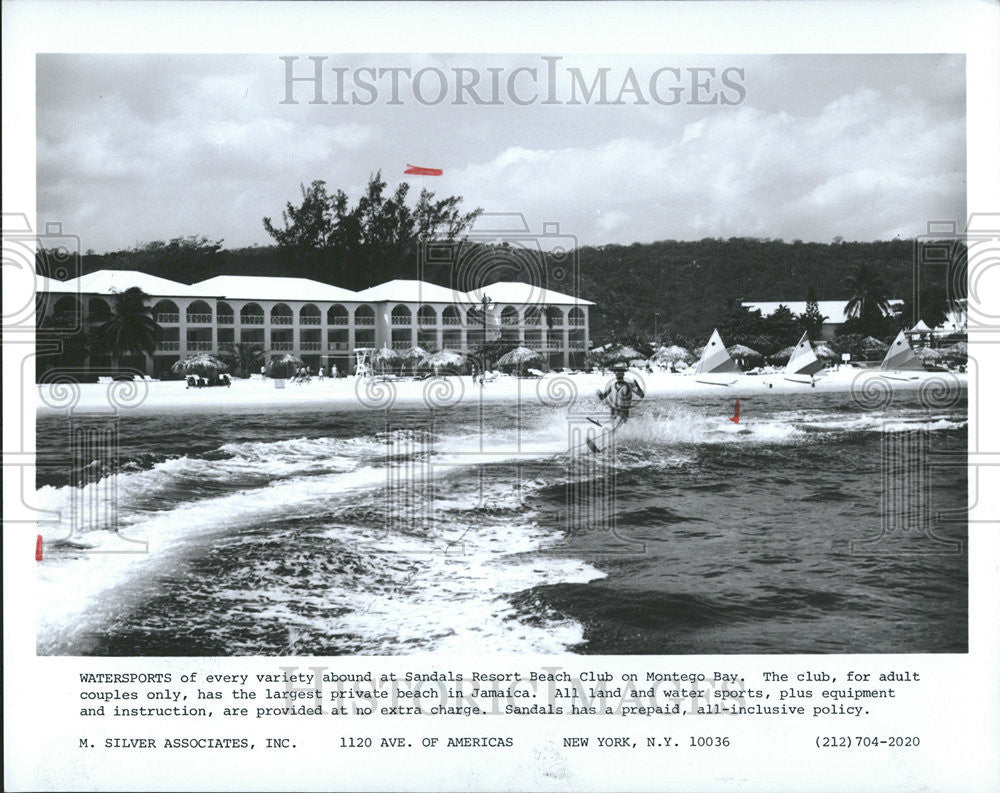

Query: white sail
<box><xmin>880</xmin><ymin>329</ymin><xmax>924</xmax><ymax>371</ymax></box>
<box><xmin>695</xmin><ymin>329</ymin><xmax>739</xmax><ymax>374</ymax></box>
<box><xmin>785</xmin><ymin>331</ymin><xmax>824</xmax><ymax>376</ymax></box>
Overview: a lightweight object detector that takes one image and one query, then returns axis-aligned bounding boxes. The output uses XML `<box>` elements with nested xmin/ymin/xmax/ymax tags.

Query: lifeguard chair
<box><xmin>354</xmin><ymin>347</ymin><xmax>376</xmax><ymax>378</ymax></box>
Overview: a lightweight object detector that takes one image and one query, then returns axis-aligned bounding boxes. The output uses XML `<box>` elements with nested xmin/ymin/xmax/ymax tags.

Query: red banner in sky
<box><xmin>404</xmin><ymin>164</ymin><xmax>443</xmax><ymax>176</ymax></box>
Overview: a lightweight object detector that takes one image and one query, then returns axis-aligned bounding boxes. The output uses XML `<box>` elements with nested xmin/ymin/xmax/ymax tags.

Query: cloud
<box><xmin>36</xmin><ymin>54</ymin><xmax>966</xmax><ymax>252</ymax></box>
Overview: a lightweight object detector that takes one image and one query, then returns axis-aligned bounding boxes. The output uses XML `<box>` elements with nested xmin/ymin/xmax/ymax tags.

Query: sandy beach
<box><xmin>35</xmin><ymin>366</ymin><xmax>966</xmax><ymax>415</ymax></box>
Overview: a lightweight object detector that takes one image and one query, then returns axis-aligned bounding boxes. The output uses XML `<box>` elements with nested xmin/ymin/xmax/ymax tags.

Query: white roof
<box><xmin>465</xmin><ymin>281</ymin><xmax>594</xmax><ymax>307</ymax></box>
<box><xmin>742</xmin><ymin>299</ymin><xmax>903</xmax><ymax>320</ymax></box>
<box><xmin>193</xmin><ymin>275</ymin><xmax>359</xmax><ymax>302</ymax></box>
<box><xmin>354</xmin><ymin>279</ymin><xmax>465</xmax><ymax>304</ymax></box>
<box><xmin>46</xmin><ymin>269</ymin><xmax>200</xmax><ymax>296</ymax></box>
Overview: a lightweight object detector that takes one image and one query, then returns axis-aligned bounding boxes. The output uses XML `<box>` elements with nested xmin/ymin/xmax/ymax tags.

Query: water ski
<box><xmin>575</xmin><ymin>415</ymin><xmax>624</xmax><ymax>454</ymax></box>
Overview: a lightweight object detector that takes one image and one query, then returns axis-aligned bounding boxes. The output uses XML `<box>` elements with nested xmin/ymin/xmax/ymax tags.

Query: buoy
<box><xmin>729</xmin><ymin>399</ymin><xmax>741</xmax><ymax>424</ymax></box>
<box><xmin>35</xmin><ymin>535</ymin><xmax>43</xmax><ymax>561</ymax></box>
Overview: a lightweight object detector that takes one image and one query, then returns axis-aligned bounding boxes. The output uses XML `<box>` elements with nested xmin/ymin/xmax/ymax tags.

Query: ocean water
<box><xmin>35</xmin><ymin>390</ymin><xmax>968</xmax><ymax>655</ymax></box>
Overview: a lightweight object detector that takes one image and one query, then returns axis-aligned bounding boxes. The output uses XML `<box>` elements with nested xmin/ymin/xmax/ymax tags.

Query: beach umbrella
<box><xmin>652</xmin><ymin>345</ymin><xmax>694</xmax><ymax>364</ymax></box>
<box><xmin>496</xmin><ymin>346</ymin><xmax>543</xmax><ymax>373</ymax></box>
<box><xmin>813</xmin><ymin>343</ymin><xmax>838</xmax><ymax>361</ymax></box>
<box><xmin>171</xmin><ymin>353</ymin><xmax>229</xmax><ymax>376</ymax></box>
<box><xmin>267</xmin><ymin>353</ymin><xmax>304</xmax><ymax>378</ymax></box>
<box><xmin>421</xmin><ymin>349</ymin><xmax>466</xmax><ymax>370</ymax></box>
<box><xmin>372</xmin><ymin>346</ymin><xmax>401</xmax><ymax>367</ymax></box>
<box><xmin>727</xmin><ymin>344</ymin><xmax>763</xmax><ymax>362</ymax></box>
<box><xmin>861</xmin><ymin>336</ymin><xmax>888</xmax><ymax>355</ymax></box>
<box><xmin>402</xmin><ymin>345</ymin><xmax>428</xmax><ymax>362</ymax></box>
<box><xmin>770</xmin><ymin>346</ymin><xmax>795</xmax><ymax>365</ymax></box>
<box><xmin>606</xmin><ymin>344</ymin><xmax>642</xmax><ymax>361</ymax></box>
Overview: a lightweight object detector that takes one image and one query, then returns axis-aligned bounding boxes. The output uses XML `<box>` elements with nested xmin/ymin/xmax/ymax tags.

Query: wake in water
<box><xmin>35</xmin><ymin>393</ymin><xmax>967</xmax><ymax>655</ymax></box>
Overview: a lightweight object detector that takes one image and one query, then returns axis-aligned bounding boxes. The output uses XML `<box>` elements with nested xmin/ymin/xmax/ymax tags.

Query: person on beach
<box><xmin>596</xmin><ymin>361</ymin><xmax>645</xmax><ymax>424</ymax></box>
<box><xmin>318</xmin><ymin>365</ymin><xmax>325</xmax><ymax>381</ymax></box>
<box><xmin>332</xmin><ymin>364</ymin><xmax>339</xmax><ymax>379</ymax></box>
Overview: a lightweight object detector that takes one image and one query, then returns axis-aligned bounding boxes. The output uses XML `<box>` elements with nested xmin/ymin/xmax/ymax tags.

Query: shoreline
<box><xmin>35</xmin><ymin>367</ymin><xmax>967</xmax><ymax>416</ymax></box>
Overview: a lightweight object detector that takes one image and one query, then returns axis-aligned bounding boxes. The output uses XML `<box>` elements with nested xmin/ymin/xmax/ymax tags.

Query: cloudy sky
<box><xmin>36</xmin><ymin>53</ymin><xmax>965</xmax><ymax>253</ymax></box>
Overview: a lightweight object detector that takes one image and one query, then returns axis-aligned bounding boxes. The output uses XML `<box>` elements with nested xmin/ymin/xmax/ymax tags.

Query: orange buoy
<box><xmin>729</xmin><ymin>399</ymin><xmax>741</xmax><ymax>424</ymax></box>
<box><xmin>36</xmin><ymin>535</ymin><xmax>44</xmax><ymax>561</ymax></box>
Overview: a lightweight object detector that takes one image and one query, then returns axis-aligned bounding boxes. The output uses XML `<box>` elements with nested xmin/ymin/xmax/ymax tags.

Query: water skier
<box><xmin>596</xmin><ymin>361</ymin><xmax>645</xmax><ymax>426</ymax></box>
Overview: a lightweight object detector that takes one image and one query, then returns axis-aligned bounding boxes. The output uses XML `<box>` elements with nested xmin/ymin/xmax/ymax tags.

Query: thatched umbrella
<box><xmin>652</xmin><ymin>344</ymin><xmax>694</xmax><ymax>364</ymax></box>
<box><xmin>421</xmin><ymin>349</ymin><xmax>465</xmax><ymax>374</ymax></box>
<box><xmin>268</xmin><ymin>353</ymin><xmax>304</xmax><ymax>379</ymax></box>
<box><xmin>496</xmin><ymin>346</ymin><xmax>543</xmax><ymax>374</ymax></box>
<box><xmin>727</xmin><ymin>344</ymin><xmax>763</xmax><ymax>369</ymax></box>
<box><xmin>917</xmin><ymin>346</ymin><xmax>943</xmax><ymax>362</ymax></box>
<box><xmin>813</xmin><ymin>343</ymin><xmax>839</xmax><ymax>361</ymax></box>
<box><xmin>770</xmin><ymin>346</ymin><xmax>795</xmax><ymax>365</ymax></box>
<box><xmin>861</xmin><ymin>336</ymin><xmax>889</xmax><ymax>356</ymax></box>
<box><xmin>171</xmin><ymin>353</ymin><xmax>229</xmax><ymax>377</ymax></box>
<box><xmin>401</xmin><ymin>345</ymin><xmax>428</xmax><ymax>375</ymax></box>
<box><xmin>606</xmin><ymin>344</ymin><xmax>642</xmax><ymax>361</ymax></box>
<box><xmin>372</xmin><ymin>346</ymin><xmax>401</xmax><ymax>373</ymax></box>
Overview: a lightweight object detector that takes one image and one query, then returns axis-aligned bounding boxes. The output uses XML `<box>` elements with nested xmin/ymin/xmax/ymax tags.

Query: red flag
<box><xmin>404</xmin><ymin>164</ymin><xmax>443</xmax><ymax>176</ymax></box>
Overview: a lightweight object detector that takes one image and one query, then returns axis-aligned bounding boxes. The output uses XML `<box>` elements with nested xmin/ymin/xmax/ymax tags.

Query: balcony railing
<box><xmin>418</xmin><ymin>317</ymin><xmax>436</xmax><ymax>326</ymax></box>
<box><xmin>300</xmin><ymin>341</ymin><xmax>322</xmax><ymax>351</ymax></box>
<box><xmin>569</xmin><ymin>318</ymin><xmax>585</xmax><ymax>326</ymax></box>
<box><xmin>442</xmin><ymin>317</ymin><xmax>462</xmax><ymax>325</ymax></box>
<box><xmin>156</xmin><ymin>341</ymin><xmax>180</xmax><ymax>351</ymax></box>
<box><xmin>187</xmin><ymin>341</ymin><xmax>213</xmax><ymax>351</ymax></box>
<box><xmin>241</xmin><ymin>314</ymin><xmax>264</xmax><ymax>324</ymax></box>
<box><xmin>329</xmin><ymin>316</ymin><xmax>349</xmax><ymax>325</ymax></box>
<box><xmin>217</xmin><ymin>315</ymin><xmax>234</xmax><ymax>324</ymax></box>
<box><xmin>392</xmin><ymin>341</ymin><xmax>412</xmax><ymax>350</ymax></box>
<box><xmin>501</xmin><ymin>317</ymin><xmax>519</xmax><ymax>325</ymax></box>
<box><xmin>272</xmin><ymin>341</ymin><xmax>294</xmax><ymax>351</ymax></box>
<box><xmin>548</xmin><ymin>321</ymin><xmax>564</xmax><ymax>328</ymax></box>
<box><xmin>355</xmin><ymin>316</ymin><xmax>375</xmax><ymax>326</ymax></box>
<box><xmin>568</xmin><ymin>340</ymin><xmax>586</xmax><ymax>349</ymax></box>
<box><xmin>186</xmin><ymin>313</ymin><xmax>212</xmax><ymax>323</ymax></box>
<box><xmin>156</xmin><ymin>313</ymin><xmax>179</xmax><ymax>323</ymax></box>
<box><xmin>328</xmin><ymin>342</ymin><xmax>349</xmax><ymax>351</ymax></box>
<box><xmin>392</xmin><ymin>316</ymin><xmax>411</xmax><ymax>326</ymax></box>
<box><xmin>271</xmin><ymin>315</ymin><xmax>293</xmax><ymax>325</ymax></box>
<box><xmin>300</xmin><ymin>316</ymin><xmax>321</xmax><ymax>325</ymax></box>
<box><xmin>523</xmin><ymin>318</ymin><xmax>542</xmax><ymax>326</ymax></box>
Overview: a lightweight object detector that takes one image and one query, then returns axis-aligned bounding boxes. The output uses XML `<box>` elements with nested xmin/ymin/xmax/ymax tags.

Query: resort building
<box><xmin>38</xmin><ymin>270</ymin><xmax>592</xmax><ymax>378</ymax></box>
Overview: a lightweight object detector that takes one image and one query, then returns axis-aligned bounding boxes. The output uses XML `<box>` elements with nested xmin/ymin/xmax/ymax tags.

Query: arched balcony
<box><xmin>442</xmin><ymin>306</ymin><xmax>462</xmax><ymax>326</ymax></box>
<box><xmin>391</xmin><ymin>304</ymin><xmax>412</xmax><ymax>326</ymax></box>
<box><xmin>240</xmin><ymin>302</ymin><xmax>265</xmax><ymax>325</ymax></box>
<box><xmin>501</xmin><ymin>306</ymin><xmax>520</xmax><ymax>326</ymax></box>
<box><xmin>417</xmin><ymin>305</ymin><xmax>437</xmax><ymax>326</ymax></box>
<box><xmin>270</xmin><ymin>303</ymin><xmax>293</xmax><ymax>326</ymax></box>
<box><xmin>88</xmin><ymin>297</ymin><xmax>111</xmax><ymax>324</ymax></box>
<box><xmin>354</xmin><ymin>305</ymin><xmax>375</xmax><ymax>326</ymax></box>
<box><xmin>328</xmin><ymin>304</ymin><xmax>349</xmax><ymax>326</ymax></box>
<box><xmin>300</xmin><ymin>303</ymin><xmax>321</xmax><ymax>325</ymax></box>
<box><xmin>153</xmin><ymin>299</ymin><xmax>180</xmax><ymax>324</ymax></box>
<box><xmin>186</xmin><ymin>300</ymin><xmax>213</xmax><ymax>324</ymax></box>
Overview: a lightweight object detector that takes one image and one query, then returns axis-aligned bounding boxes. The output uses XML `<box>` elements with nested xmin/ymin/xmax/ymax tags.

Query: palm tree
<box><xmin>96</xmin><ymin>287</ymin><xmax>162</xmax><ymax>366</ymax></box>
<box><xmin>219</xmin><ymin>342</ymin><xmax>265</xmax><ymax>378</ymax></box>
<box><xmin>844</xmin><ymin>262</ymin><xmax>891</xmax><ymax>322</ymax></box>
